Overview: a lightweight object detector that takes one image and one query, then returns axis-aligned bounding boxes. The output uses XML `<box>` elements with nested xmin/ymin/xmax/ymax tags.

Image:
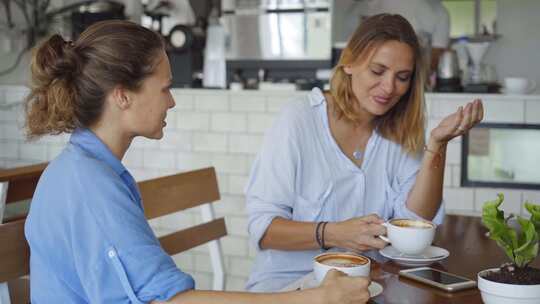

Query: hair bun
<box><xmin>32</xmin><ymin>34</ymin><xmax>80</xmax><ymax>85</ymax></box>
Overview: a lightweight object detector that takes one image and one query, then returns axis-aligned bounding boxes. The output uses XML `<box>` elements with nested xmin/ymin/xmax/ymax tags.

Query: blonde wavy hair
<box><xmin>329</xmin><ymin>14</ymin><xmax>426</xmax><ymax>155</ymax></box>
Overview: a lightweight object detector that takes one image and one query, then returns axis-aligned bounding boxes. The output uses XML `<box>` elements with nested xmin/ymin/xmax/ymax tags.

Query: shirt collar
<box><xmin>308</xmin><ymin>87</ymin><xmax>326</xmax><ymax>107</ymax></box>
<box><xmin>69</xmin><ymin>128</ymin><xmax>127</xmax><ymax>177</ymax></box>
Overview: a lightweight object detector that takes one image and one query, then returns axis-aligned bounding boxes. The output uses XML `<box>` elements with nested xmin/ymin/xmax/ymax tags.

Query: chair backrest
<box><xmin>0</xmin><ymin>163</ymin><xmax>47</xmax><ymax>223</ymax></box>
<box><xmin>0</xmin><ymin>163</ymin><xmax>44</xmax><ymax>304</ymax></box>
<box><xmin>138</xmin><ymin>167</ymin><xmax>227</xmax><ymax>289</ymax></box>
<box><xmin>0</xmin><ymin>219</ymin><xmax>30</xmax><ymax>304</ymax></box>
<box><xmin>0</xmin><ymin>165</ymin><xmax>227</xmax><ymax>300</ymax></box>
<box><xmin>0</xmin><ymin>220</ymin><xmax>29</xmax><ymax>283</ymax></box>
<box><xmin>0</xmin><ymin>163</ymin><xmax>47</xmax><ymax>282</ymax></box>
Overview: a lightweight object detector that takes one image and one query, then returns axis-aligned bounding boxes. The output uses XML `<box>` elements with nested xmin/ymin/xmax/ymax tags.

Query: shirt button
<box><xmin>108</xmin><ymin>249</ymin><xmax>116</xmax><ymax>258</ymax></box>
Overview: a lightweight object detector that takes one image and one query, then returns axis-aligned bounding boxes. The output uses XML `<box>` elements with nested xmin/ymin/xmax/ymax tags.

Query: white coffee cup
<box><xmin>379</xmin><ymin>218</ymin><xmax>436</xmax><ymax>255</ymax></box>
<box><xmin>313</xmin><ymin>252</ymin><xmax>371</xmax><ymax>284</ymax></box>
<box><xmin>503</xmin><ymin>77</ymin><xmax>537</xmax><ymax>95</ymax></box>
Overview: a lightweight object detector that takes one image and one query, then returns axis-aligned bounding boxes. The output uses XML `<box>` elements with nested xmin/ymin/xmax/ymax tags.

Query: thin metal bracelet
<box><xmin>423</xmin><ymin>145</ymin><xmax>443</xmax><ymax>169</ymax></box>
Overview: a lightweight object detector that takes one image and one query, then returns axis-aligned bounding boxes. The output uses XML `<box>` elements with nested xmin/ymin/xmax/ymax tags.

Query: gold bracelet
<box><xmin>423</xmin><ymin>145</ymin><xmax>443</xmax><ymax>169</ymax></box>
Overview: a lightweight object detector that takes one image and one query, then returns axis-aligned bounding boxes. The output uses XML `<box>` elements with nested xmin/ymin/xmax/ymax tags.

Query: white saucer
<box><xmin>300</xmin><ymin>272</ymin><xmax>383</xmax><ymax>298</ymax></box>
<box><xmin>379</xmin><ymin>245</ymin><xmax>449</xmax><ymax>267</ymax></box>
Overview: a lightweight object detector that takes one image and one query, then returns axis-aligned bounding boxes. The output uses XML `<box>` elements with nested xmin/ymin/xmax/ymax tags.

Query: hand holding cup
<box><xmin>378</xmin><ymin>219</ymin><xmax>436</xmax><ymax>255</ymax></box>
<box><xmin>318</xmin><ymin>269</ymin><xmax>370</xmax><ymax>304</ymax></box>
<box><xmin>326</xmin><ymin>214</ymin><xmax>387</xmax><ymax>252</ymax></box>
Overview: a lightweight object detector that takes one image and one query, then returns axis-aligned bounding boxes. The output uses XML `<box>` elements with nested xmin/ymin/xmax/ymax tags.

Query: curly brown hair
<box><xmin>25</xmin><ymin>20</ymin><xmax>165</xmax><ymax>139</ymax></box>
<box><xmin>329</xmin><ymin>14</ymin><xmax>426</xmax><ymax>155</ymax></box>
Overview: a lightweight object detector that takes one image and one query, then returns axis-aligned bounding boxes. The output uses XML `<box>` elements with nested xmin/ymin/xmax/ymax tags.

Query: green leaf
<box><xmin>513</xmin><ymin>217</ymin><xmax>539</xmax><ymax>267</ymax></box>
<box><xmin>481</xmin><ymin>193</ymin><xmax>540</xmax><ymax>267</ymax></box>
<box><xmin>482</xmin><ymin>193</ymin><xmax>505</xmax><ymax>230</ymax></box>
<box><xmin>482</xmin><ymin>194</ymin><xmax>516</xmax><ymax>261</ymax></box>
<box><xmin>525</xmin><ymin>202</ymin><xmax>540</xmax><ymax>235</ymax></box>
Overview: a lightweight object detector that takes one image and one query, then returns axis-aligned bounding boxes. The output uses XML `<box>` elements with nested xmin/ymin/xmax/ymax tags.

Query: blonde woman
<box><xmin>246</xmin><ymin>14</ymin><xmax>483</xmax><ymax>292</ymax></box>
<box><xmin>24</xmin><ymin>20</ymin><xmax>369</xmax><ymax>304</ymax></box>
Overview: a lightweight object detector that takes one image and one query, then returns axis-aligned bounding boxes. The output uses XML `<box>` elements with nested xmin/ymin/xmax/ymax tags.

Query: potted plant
<box><xmin>478</xmin><ymin>193</ymin><xmax>540</xmax><ymax>304</ymax></box>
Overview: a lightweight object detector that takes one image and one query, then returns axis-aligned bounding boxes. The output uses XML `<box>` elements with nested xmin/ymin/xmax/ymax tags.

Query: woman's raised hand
<box><xmin>430</xmin><ymin>99</ymin><xmax>484</xmax><ymax>144</ymax></box>
<box><xmin>325</xmin><ymin>214</ymin><xmax>388</xmax><ymax>252</ymax></box>
<box><xmin>319</xmin><ymin>269</ymin><xmax>370</xmax><ymax>304</ymax></box>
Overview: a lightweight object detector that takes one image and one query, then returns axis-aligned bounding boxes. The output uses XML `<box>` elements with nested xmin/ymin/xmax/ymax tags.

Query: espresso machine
<box><xmin>145</xmin><ymin>0</ymin><xmax>215</xmax><ymax>88</ymax></box>
<box><xmin>167</xmin><ymin>23</ymin><xmax>206</xmax><ymax>88</ymax></box>
<box><xmin>70</xmin><ymin>1</ymin><xmax>126</xmax><ymax>39</ymax></box>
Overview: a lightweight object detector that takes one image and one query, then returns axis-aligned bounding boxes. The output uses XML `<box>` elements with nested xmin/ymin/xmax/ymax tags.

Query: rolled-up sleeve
<box><xmin>388</xmin><ymin>152</ymin><xmax>445</xmax><ymax>225</ymax></box>
<box><xmin>71</xmin><ymin>166</ymin><xmax>194</xmax><ymax>303</ymax></box>
<box><xmin>116</xmin><ymin>245</ymin><xmax>194</xmax><ymax>302</ymax></box>
<box><xmin>245</xmin><ymin>105</ymin><xmax>301</xmax><ymax>250</ymax></box>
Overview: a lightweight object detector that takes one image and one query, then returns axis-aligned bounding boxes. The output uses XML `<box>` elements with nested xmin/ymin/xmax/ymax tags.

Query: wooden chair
<box><xmin>139</xmin><ymin>167</ymin><xmax>227</xmax><ymax>291</ymax></box>
<box><xmin>0</xmin><ymin>220</ymin><xmax>29</xmax><ymax>304</ymax></box>
<box><xmin>0</xmin><ymin>163</ymin><xmax>47</xmax><ymax>223</ymax></box>
<box><xmin>0</xmin><ymin>163</ymin><xmax>45</xmax><ymax>304</ymax></box>
<box><xmin>0</xmin><ymin>165</ymin><xmax>227</xmax><ymax>303</ymax></box>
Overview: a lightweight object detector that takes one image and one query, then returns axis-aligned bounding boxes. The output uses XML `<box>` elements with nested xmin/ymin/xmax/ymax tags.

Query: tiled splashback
<box><xmin>1</xmin><ymin>86</ymin><xmax>540</xmax><ymax>291</ymax></box>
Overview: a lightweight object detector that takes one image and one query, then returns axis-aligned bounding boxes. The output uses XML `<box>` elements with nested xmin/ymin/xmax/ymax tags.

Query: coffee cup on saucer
<box><xmin>503</xmin><ymin>77</ymin><xmax>537</xmax><ymax>95</ymax></box>
<box><xmin>379</xmin><ymin>218</ymin><xmax>436</xmax><ymax>256</ymax></box>
<box><xmin>313</xmin><ymin>252</ymin><xmax>371</xmax><ymax>284</ymax></box>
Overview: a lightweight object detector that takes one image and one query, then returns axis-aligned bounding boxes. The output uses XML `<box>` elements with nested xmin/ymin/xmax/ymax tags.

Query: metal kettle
<box><xmin>437</xmin><ymin>49</ymin><xmax>460</xmax><ymax>80</ymax></box>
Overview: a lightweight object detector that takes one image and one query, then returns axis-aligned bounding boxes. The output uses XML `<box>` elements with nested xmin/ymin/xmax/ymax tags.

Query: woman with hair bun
<box><xmin>245</xmin><ymin>13</ymin><xmax>484</xmax><ymax>292</ymax></box>
<box><xmin>24</xmin><ymin>20</ymin><xmax>369</xmax><ymax>304</ymax></box>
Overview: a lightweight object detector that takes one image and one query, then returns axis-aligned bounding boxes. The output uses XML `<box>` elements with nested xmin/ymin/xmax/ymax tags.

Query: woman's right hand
<box><xmin>325</xmin><ymin>214</ymin><xmax>388</xmax><ymax>252</ymax></box>
<box><xmin>318</xmin><ymin>269</ymin><xmax>370</xmax><ymax>304</ymax></box>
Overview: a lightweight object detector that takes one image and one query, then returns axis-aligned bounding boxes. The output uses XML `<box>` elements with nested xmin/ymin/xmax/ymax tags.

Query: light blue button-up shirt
<box><xmin>25</xmin><ymin>129</ymin><xmax>194</xmax><ymax>303</ymax></box>
<box><xmin>245</xmin><ymin>88</ymin><xmax>444</xmax><ymax>291</ymax></box>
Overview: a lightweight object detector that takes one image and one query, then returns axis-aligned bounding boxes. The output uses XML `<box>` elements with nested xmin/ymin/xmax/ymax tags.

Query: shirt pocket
<box><xmin>292</xmin><ymin>183</ymin><xmax>333</xmax><ymax>222</ymax></box>
<box><xmin>384</xmin><ymin>172</ymin><xmax>412</xmax><ymax>220</ymax></box>
<box><xmin>385</xmin><ymin>176</ymin><xmax>399</xmax><ymax>203</ymax></box>
<box><xmin>377</xmin><ymin>174</ymin><xmax>397</xmax><ymax>220</ymax></box>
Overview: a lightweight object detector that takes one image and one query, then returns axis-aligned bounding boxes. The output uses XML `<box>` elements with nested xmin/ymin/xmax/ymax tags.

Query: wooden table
<box><xmin>364</xmin><ymin>214</ymin><xmax>540</xmax><ymax>304</ymax></box>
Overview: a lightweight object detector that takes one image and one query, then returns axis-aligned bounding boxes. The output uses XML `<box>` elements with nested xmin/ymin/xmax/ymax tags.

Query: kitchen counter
<box><xmin>2</xmin><ymin>84</ymin><xmax>540</xmax><ymax>105</ymax></box>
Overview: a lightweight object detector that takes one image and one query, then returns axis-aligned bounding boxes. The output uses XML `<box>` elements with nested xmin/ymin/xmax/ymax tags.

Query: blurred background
<box><xmin>0</xmin><ymin>0</ymin><xmax>539</xmax><ymax>94</ymax></box>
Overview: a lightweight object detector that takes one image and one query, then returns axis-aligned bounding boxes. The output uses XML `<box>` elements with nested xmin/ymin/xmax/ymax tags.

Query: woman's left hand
<box><xmin>430</xmin><ymin>99</ymin><xmax>484</xmax><ymax>144</ymax></box>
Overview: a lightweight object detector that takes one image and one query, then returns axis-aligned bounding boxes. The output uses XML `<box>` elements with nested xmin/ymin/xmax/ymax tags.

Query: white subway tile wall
<box><xmin>2</xmin><ymin>87</ymin><xmax>540</xmax><ymax>291</ymax></box>
<box><xmin>474</xmin><ymin>188</ymin><xmax>522</xmax><ymax>214</ymax></box>
<box><xmin>211</xmin><ymin>113</ymin><xmax>247</xmax><ymax>132</ymax></box>
<box><xmin>442</xmin><ymin>187</ymin><xmax>475</xmax><ymax>212</ymax></box>
<box><xmin>230</xmin><ymin>96</ymin><xmax>266</xmax><ymax>113</ymax></box>
<box><xmin>247</xmin><ymin>113</ymin><xmax>276</xmax><ymax>134</ymax></box>
<box><xmin>525</xmin><ymin>100</ymin><xmax>540</xmax><ymax>124</ymax></box>
<box><xmin>176</xmin><ymin>112</ymin><xmax>210</xmax><ymax>131</ymax></box>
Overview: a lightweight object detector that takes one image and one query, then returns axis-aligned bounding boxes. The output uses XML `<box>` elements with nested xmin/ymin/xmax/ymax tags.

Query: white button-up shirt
<box><xmin>245</xmin><ymin>88</ymin><xmax>444</xmax><ymax>291</ymax></box>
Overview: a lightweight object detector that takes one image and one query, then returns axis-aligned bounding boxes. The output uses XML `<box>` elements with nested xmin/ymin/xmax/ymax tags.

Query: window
<box><xmin>462</xmin><ymin>123</ymin><xmax>540</xmax><ymax>189</ymax></box>
<box><xmin>442</xmin><ymin>0</ymin><xmax>497</xmax><ymax>38</ymax></box>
